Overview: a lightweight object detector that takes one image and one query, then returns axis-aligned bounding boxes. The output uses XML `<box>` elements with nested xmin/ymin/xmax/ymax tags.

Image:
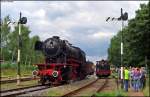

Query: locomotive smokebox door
<box><xmin>43</xmin><ymin>37</ymin><xmax>61</xmax><ymax>57</ymax></box>
<box><xmin>35</xmin><ymin>41</ymin><xmax>43</xmax><ymax>50</ymax></box>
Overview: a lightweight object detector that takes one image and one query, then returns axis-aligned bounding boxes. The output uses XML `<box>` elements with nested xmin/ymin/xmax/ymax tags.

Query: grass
<box><xmin>143</xmin><ymin>78</ymin><xmax>149</xmax><ymax>96</ymax></box>
<box><xmin>0</xmin><ymin>63</ymin><xmax>39</xmax><ymax>91</ymax></box>
<box><xmin>94</xmin><ymin>78</ymin><xmax>127</xmax><ymax>97</ymax></box>
<box><xmin>95</xmin><ymin>91</ymin><xmax>116</xmax><ymax>96</ymax></box>
<box><xmin>1</xmin><ymin>63</ymin><xmax>36</xmax><ymax>77</ymax></box>
<box><xmin>46</xmin><ymin>90</ymin><xmax>62</xmax><ymax>96</ymax></box>
<box><xmin>1</xmin><ymin>80</ymin><xmax>38</xmax><ymax>90</ymax></box>
<box><xmin>95</xmin><ymin>90</ymin><xmax>127</xmax><ymax>96</ymax></box>
<box><xmin>1</xmin><ymin>68</ymin><xmax>32</xmax><ymax>77</ymax></box>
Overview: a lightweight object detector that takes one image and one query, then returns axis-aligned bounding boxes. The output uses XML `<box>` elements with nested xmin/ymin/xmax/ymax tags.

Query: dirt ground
<box><xmin>119</xmin><ymin>80</ymin><xmax>145</xmax><ymax>96</ymax></box>
<box><xmin>100</xmin><ymin>78</ymin><xmax>117</xmax><ymax>92</ymax></box>
<box><xmin>99</xmin><ymin>78</ymin><xmax>145</xmax><ymax>96</ymax></box>
<box><xmin>127</xmin><ymin>85</ymin><xmax>144</xmax><ymax>96</ymax></box>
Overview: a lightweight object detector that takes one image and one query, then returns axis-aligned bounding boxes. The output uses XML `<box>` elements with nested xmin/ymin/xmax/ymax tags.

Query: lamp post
<box><xmin>17</xmin><ymin>12</ymin><xmax>27</xmax><ymax>85</ymax></box>
<box><xmin>106</xmin><ymin>8</ymin><xmax>128</xmax><ymax>89</ymax></box>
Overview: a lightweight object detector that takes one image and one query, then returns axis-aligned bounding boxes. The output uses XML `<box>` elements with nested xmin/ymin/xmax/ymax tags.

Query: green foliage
<box><xmin>108</xmin><ymin>2</ymin><xmax>150</xmax><ymax>67</ymax></box>
<box><xmin>1</xmin><ymin>16</ymin><xmax>11</xmax><ymax>61</ymax></box>
<box><xmin>1</xmin><ymin>62</ymin><xmax>17</xmax><ymax>69</ymax></box>
<box><xmin>1</xmin><ymin>62</ymin><xmax>36</xmax><ymax>70</ymax></box>
<box><xmin>1</xmin><ymin>15</ymin><xmax>44</xmax><ymax>67</ymax></box>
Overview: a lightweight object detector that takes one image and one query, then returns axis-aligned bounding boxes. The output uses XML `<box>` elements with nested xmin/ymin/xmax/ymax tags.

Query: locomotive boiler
<box><xmin>33</xmin><ymin>36</ymin><xmax>93</xmax><ymax>85</ymax></box>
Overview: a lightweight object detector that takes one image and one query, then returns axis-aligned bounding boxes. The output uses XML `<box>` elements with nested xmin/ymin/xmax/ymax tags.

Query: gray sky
<box><xmin>1</xmin><ymin>1</ymin><xmax>148</xmax><ymax>63</ymax></box>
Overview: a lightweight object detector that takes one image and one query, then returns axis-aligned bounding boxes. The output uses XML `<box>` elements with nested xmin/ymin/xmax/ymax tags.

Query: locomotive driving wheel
<box><xmin>40</xmin><ymin>76</ymin><xmax>50</xmax><ymax>85</ymax></box>
<box><xmin>41</xmin><ymin>76</ymin><xmax>46</xmax><ymax>85</ymax></box>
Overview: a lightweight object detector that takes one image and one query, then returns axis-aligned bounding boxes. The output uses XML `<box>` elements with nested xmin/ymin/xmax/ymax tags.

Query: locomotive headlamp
<box><xmin>32</xmin><ymin>70</ymin><xmax>38</xmax><ymax>76</ymax></box>
<box><xmin>52</xmin><ymin>71</ymin><xmax>58</xmax><ymax>77</ymax></box>
<box><xmin>64</xmin><ymin>65</ymin><xmax>66</xmax><ymax>68</ymax></box>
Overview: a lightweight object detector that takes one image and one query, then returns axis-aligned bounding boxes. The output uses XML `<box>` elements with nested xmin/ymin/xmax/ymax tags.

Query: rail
<box><xmin>61</xmin><ymin>78</ymin><xmax>108</xmax><ymax>97</ymax></box>
<box><xmin>0</xmin><ymin>84</ymin><xmax>50</xmax><ymax>97</ymax></box>
<box><xmin>0</xmin><ymin>76</ymin><xmax>39</xmax><ymax>84</ymax></box>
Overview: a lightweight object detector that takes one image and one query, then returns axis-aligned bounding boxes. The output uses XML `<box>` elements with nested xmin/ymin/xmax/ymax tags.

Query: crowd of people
<box><xmin>116</xmin><ymin>66</ymin><xmax>147</xmax><ymax>92</ymax></box>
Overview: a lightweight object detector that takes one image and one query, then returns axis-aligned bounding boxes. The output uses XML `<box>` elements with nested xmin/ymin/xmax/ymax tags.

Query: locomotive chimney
<box><xmin>64</xmin><ymin>40</ymin><xmax>72</xmax><ymax>45</ymax></box>
<box><xmin>53</xmin><ymin>36</ymin><xmax>59</xmax><ymax>39</ymax></box>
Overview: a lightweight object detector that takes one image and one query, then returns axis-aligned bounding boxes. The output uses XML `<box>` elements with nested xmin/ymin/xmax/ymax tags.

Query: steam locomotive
<box><xmin>96</xmin><ymin>60</ymin><xmax>111</xmax><ymax>78</ymax></box>
<box><xmin>33</xmin><ymin>36</ymin><xmax>94</xmax><ymax>85</ymax></box>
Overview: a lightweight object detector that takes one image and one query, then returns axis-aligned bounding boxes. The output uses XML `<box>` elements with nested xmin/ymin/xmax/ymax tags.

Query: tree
<box><xmin>108</xmin><ymin>2</ymin><xmax>150</xmax><ymax>67</ymax></box>
<box><xmin>1</xmin><ymin>15</ymin><xmax>44</xmax><ymax>66</ymax></box>
<box><xmin>1</xmin><ymin>15</ymin><xmax>11</xmax><ymax>61</ymax></box>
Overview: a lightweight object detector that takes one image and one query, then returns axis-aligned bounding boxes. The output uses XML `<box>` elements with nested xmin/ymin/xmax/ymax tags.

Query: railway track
<box><xmin>0</xmin><ymin>76</ymin><xmax>39</xmax><ymax>84</ymax></box>
<box><xmin>91</xmin><ymin>78</ymin><xmax>108</xmax><ymax>97</ymax></box>
<box><xmin>0</xmin><ymin>84</ymin><xmax>50</xmax><ymax>97</ymax></box>
<box><xmin>1</xmin><ymin>77</ymin><xmax>109</xmax><ymax>97</ymax></box>
<box><xmin>61</xmin><ymin>78</ymin><xmax>108</xmax><ymax>97</ymax></box>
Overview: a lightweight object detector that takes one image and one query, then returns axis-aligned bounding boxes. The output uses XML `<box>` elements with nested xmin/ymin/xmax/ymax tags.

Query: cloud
<box><xmin>92</xmin><ymin>32</ymin><xmax>115</xmax><ymax>39</ymax></box>
<box><xmin>1</xmin><ymin>1</ymin><xmax>148</xmax><ymax>62</ymax></box>
<box><xmin>87</xmin><ymin>55</ymin><xmax>107</xmax><ymax>64</ymax></box>
<box><xmin>24</xmin><ymin>9</ymin><xmax>46</xmax><ymax>19</ymax></box>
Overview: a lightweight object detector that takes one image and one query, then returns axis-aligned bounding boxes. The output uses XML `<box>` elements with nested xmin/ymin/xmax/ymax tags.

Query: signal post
<box><xmin>17</xmin><ymin>12</ymin><xmax>27</xmax><ymax>85</ymax></box>
<box><xmin>106</xmin><ymin>8</ymin><xmax>128</xmax><ymax>89</ymax></box>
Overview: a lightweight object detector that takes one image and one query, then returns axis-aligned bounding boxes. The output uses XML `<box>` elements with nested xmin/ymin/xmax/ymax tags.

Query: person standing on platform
<box><xmin>130</xmin><ymin>67</ymin><xmax>135</xmax><ymax>88</ymax></box>
<box><xmin>124</xmin><ymin>66</ymin><xmax>130</xmax><ymax>92</ymax></box>
<box><xmin>140</xmin><ymin>67</ymin><xmax>146</xmax><ymax>90</ymax></box>
<box><xmin>133</xmin><ymin>68</ymin><xmax>141</xmax><ymax>92</ymax></box>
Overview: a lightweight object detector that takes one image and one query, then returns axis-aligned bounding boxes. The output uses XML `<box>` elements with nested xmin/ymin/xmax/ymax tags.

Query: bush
<box><xmin>1</xmin><ymin>64</ymin><xmax>36</xmax><ymax>77</ymax></box>
<box><xmin>1</xmin><ymin>61</ymin><xmax>35</xmax><ymax>70</ymax></box>
<box><xmin>1</xmin><ymin>62</ymin><xmax>17</xmax><ymax>69</ymax></box>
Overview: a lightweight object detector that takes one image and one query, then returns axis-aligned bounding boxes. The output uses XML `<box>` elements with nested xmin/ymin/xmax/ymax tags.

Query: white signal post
<box><xmin>17</xmin><ymin>20</ymin><xmax>21</xmax><ymax>85</ymax></box>
<box><xmin>17</xmin><ymin>12</ymin><xmax>27</xmax><ymax>85</ymax></box>
<box><xmin>120</xmin><ymin>10</ymin><xmax>124</xmax><ymax>88</ymax></box>
<box><xmin>120</xmin><ymin>42</ymin><xmax>123</xmax><ymax>80</ymax></box>
<box><xmin>106</xmin><ymin>8</ymin><xmax>128</xmax><ymax>89</ymax></box>
<box><xmin>17</xmin><ymin>13</ymin><xmax>21</xmax><ymax>85</ymax></box>
<box><xmin>121</xmin><ymin>42</ymin><xmax>123</xmax><ymax>55</ymax></box>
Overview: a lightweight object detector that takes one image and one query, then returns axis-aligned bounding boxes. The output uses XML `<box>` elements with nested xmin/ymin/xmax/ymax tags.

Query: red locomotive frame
<box><xmin>34</xmin><ymin>58</ymin><xmax>92</xmax><ymax>85</ymax></box>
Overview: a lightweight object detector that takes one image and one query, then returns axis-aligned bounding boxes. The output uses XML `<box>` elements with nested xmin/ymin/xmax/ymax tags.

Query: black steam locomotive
<box><xmin>35</xmin><ymin>36</ymin><xmax>86</xmax><ymax>64</ymax></box>
<box><xmin>33</xmin><ymin>36</ymin><xmax>94</xmax><ymax>85</ymax></box>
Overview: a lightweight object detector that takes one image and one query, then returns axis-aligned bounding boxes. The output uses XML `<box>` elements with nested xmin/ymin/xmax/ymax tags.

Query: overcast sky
<box><xmin>1</xmin><ymin>1</ymin><xmax>148</xmax><ymax>63</ymax></box>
